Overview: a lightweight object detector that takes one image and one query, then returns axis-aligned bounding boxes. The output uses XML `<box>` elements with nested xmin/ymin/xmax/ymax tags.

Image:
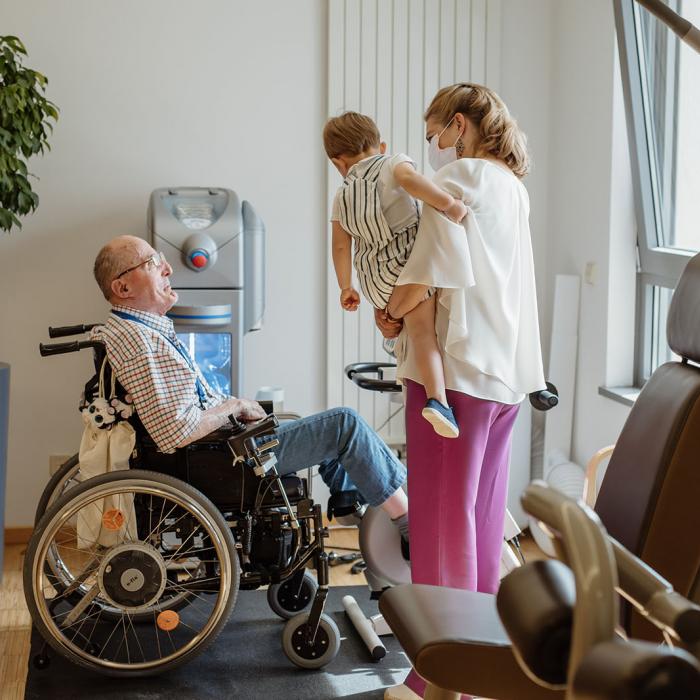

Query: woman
<box><xmin>377</xmin><ymin>83</ymin><xmax>546</xmax><ymax>700</ymax></box>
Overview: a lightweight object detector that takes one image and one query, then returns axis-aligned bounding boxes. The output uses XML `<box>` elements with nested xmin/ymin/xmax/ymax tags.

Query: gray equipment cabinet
<box><xmin>148</xmin><ymin>188</ymin><xmax>266</xmax><ymax>398</ymax></box>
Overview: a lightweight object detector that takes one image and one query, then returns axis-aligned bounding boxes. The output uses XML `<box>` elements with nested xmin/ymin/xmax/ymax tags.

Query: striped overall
<box><xmin>336</xmin><ymin>155</ymin><xmax>420</xmax><ymax>309</ymax></box>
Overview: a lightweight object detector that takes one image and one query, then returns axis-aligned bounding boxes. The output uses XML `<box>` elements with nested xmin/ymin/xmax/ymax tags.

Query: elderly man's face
<box><xmin>111</xmin><ymin>237</ymin><xmax>178</xmax><ymax>314</ymax></box>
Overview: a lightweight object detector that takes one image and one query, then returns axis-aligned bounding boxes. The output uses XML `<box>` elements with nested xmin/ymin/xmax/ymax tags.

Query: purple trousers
<box><xmin>403</xmin><ymin>380</ymin><xmax>520</xmax><ymax>698</ymax></box>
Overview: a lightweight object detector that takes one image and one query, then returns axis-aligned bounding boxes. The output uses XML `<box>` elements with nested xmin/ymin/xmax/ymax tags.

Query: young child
<box><xmin>323</xmin><ymin>112</ymin><xmax>467</xmax><ymax>437</ymax></box>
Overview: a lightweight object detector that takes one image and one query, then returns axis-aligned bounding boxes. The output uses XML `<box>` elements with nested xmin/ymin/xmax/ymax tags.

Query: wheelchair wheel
<box><xmin>267</xmin><ymin>569</ymin><xmax>318</xmax><ymax>620</ymax></box>
<box><xmin>34</xmin><ymin>453</ymin><xmax>81</xmax><ymax>524</ymax></box>
<box><xmin>25</xmin><ymin>469</ymin><xmax>239</xmax><ymax>676</ymax></box>
<box><xmin>35</xmin><ymin>457</ymin><xmax>193</xmax><ymax>622</ymax></box>
<box><xmin>282</xmin><ymin>612</ymin><xmax>340</xmax><ymax>669</ymax></box>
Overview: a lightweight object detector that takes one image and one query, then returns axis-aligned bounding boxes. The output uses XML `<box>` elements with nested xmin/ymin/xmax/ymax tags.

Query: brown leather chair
<box><xmin>379</xmin><ymin>253</ymin><xmax>700</xmax><ymax>699</ymax></box>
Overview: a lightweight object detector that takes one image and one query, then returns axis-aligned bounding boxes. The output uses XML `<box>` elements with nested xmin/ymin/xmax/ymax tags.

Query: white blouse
<box><xmin>394</xmin><ymin>158</ymin><xmax>546</xmax><ymax>404</ymax></box>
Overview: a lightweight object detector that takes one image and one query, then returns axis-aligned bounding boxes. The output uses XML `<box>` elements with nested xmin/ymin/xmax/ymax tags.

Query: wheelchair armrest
<box><xmin>226</xmin><ymin>414</ymin><xmax>280</xmax><ymax>463</ymax></box>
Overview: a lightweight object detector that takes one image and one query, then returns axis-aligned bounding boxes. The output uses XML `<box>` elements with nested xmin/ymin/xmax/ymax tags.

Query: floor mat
<box><xmin>24</xmin><ymin>586</ymin><xmax>411</xmax><ymax>699</ymax></box>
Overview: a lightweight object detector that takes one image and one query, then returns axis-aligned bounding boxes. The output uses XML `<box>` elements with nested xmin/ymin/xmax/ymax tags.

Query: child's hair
<box><xmin>323</xmin><ymin>111</ymin><xmax>381</xmax><ymax>159</ymax></box>
<box><xmin>424</xmin><ymin>83</ymin><xmax>529</xmax><ymax>178</ymax></box>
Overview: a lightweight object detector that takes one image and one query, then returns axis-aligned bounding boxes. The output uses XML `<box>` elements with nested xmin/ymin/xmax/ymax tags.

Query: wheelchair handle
<box><xmin>48</xmin><ymin>323</ymin><xmax>99</xmax><ymax>338</ymax></box>
<box><xmin>39</xmin><ymin>340</ymin><xmax>103</xmax><ymax>356</ymax></box>
<box><xmin>345</xmin><ymin>362</ymin><xmax>402</xmax><ymax>393</ymax></box>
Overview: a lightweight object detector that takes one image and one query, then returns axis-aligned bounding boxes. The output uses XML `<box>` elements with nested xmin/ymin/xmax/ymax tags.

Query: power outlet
<box><xmin>49</xmin><ymin>454</ymin><xmax>73</xmax><ymax>476</ymax></box>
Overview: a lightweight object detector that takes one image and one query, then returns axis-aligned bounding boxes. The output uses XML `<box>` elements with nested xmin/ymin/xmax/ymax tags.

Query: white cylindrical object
<box><xmin>342</xmin><ymin>595</ymin><xmax>386</xmax><ymax>661</ymax></box>
<box><xmin>255</xmin><ymin>386</ymin><xmax>284</xmax><ymax>413</ymax></box>
<box><xmin>529</xmin><ymin>454</ymin><xmax>586</xmax><ymax>557</ymax></box>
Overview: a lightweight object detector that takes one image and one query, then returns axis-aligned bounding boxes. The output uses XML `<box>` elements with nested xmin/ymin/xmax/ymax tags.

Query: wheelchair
<box><xmin>24</xmin><ymin>323</ymin><xmax>341</xmax><ymax>676</ymax></box>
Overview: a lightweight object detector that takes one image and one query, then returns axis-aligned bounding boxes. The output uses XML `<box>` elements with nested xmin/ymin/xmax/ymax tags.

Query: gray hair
<box><xmin>93</xmin><ymin>238</ymin><xmax>136</xmax><ymax>301</ymax></box>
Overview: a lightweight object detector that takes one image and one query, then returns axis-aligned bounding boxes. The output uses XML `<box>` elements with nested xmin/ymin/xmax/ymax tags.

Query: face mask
<box><xmin>428</xmin><ymin>117</ymin><xmax>460</xmax><ymax>172</ymax></box>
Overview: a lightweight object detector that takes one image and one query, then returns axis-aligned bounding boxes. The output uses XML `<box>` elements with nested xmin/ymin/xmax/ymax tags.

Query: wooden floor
<box><xmin>0</xmin><ymin>545</ymin><xmax>31</xmax><ymax>700</ymax></box>
<box><xmin>0</xmin><ymin>529</ymin><xmax>542</xmax><ymax>699</ymax></box>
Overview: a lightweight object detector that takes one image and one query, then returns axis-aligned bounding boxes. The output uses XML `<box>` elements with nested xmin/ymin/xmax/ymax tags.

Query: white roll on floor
<box><xmin>342</xmin><ymin>595</ymin><xmax>387</xmax><ymax>661</ymax></box>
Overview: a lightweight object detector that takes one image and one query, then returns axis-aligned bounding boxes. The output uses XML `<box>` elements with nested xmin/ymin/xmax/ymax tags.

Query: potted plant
<box><xmin>0</xmin><ymin>35</ymin><xmax>58</xmax><ymax>232</ymax></box>
<box><xmin>0</xmin><ymin>35</ymin><xmax>57</xmax><ymax>577</ymax></box>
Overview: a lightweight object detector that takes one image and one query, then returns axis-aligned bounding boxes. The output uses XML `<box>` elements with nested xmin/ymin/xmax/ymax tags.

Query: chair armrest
<box><xmin>583</xmin><ymin>445</ymin><xmax>616</xmax><ymax>507</ymax></box>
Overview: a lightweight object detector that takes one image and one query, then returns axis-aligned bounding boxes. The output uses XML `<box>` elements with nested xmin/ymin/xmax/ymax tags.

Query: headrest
<box><xmin>667</xmin><ymin>253</ymin><xmax>700</xmax><ymax>363</ymax></box>
<box><xmin>496</xmin><ymin>559</ymin><xmax>575</xmax><ymax>686</ymax></box>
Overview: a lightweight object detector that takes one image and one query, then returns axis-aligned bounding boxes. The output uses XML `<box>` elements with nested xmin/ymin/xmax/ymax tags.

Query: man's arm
<box><xmin>394</xmin><ymin>162</ymin><xmax>467</xmax><ymax>223</ymax></box>
<box><xmin>115</xmin><ymin>352</ymin><xmax>265</xmax><ymax>453</ymax></box>
<box><xmin>177</xmin><ymin>396</ymin><xmax>266</xmax><ymax>447</ymax></box>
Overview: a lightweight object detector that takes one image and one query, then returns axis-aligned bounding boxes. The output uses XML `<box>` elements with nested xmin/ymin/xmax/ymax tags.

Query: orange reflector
<box><xmin>102</xmin><ymin>508</ymin><xmax>125</xmax><ymax>531</ymax></box>
<box><xmin>157</xmin><ymin>610</ymin><xmax>180</xmax><ymax>631</ymax></box>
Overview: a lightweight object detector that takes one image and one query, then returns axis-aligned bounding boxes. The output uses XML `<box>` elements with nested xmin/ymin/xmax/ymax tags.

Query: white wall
<box><xmin>503</xmin><ymin>0</ymin><xmax>637</xmax><ymax>469</ymax></box>
<box><xmin>0</xmin><ymin>0</ymin><xmax>327</xmax><ymax>526</ymax></box>
<box><xmin>501</xmin><ymin>0</ymin><xmax>554</xmax><ymax>353</ymax></box>
<box><xmin>1</xmin><ymin>0</ymin><xmax>642</xmax><ymax>527</ymax></box>
<box><xmin>544</xmin><ymin>0</ymin><xmax>637</xmax><ymax>465</ymax></box>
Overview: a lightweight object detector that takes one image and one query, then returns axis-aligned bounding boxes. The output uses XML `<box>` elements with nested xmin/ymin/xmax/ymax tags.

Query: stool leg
<box><xmin>424</xmin><ymin>683</ymin><xmax>461</xmax><ymax>700</ymax></box>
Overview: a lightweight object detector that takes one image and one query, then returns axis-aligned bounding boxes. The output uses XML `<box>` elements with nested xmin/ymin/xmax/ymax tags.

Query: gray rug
<box><xmin>25</xmin><ymin>586</ymin><xmax>411</xmax><ymax>699</ymax></box>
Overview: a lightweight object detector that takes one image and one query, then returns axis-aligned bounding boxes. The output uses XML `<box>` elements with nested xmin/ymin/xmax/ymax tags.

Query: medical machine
<box><xmin>148</xmin><ymin>187</ymin><xmax>265</xmax><ymax>397</ymax></box>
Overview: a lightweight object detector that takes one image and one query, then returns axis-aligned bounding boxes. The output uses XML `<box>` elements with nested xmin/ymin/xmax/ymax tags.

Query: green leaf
<box><xmin>0</xmin><ymin>34</ymin><xmax>57</xmax><ymax>232</ymax></box>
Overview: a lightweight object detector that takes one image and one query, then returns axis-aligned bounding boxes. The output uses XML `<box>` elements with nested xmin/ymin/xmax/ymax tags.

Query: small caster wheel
<box><xmin>33</xmin><ymin>653</ymin><xmax>50</xmax><ymax>670</ymax></box>
<box><xmin>282</xmin><ymin>612</ymin><xmax>341</xmax><ymax>669</ymax></box>
<box><xmin>268</xmin><ymin>570</ymin><xmax>318</xmax><ymax>620</ymax></box>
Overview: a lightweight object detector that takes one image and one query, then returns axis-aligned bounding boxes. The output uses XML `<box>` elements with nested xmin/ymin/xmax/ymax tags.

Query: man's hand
<box><xmin>443</xmin><ymin>197</ymin><xmax>468</xmax><ymax>224</ymax></box>
<box><xmin>225</xmin><ymin>397</ymin><xmax>267</xmax><ymax>423</ymax></box>
<box><xmin>374</xmin><ymin>307</ymin><xmax>403</xmax><ymax>339</ymax></box>
<box><xmin>341</xmin><ymin>287</ymin><xmax>361</xmax><ymax>311</ymax></box>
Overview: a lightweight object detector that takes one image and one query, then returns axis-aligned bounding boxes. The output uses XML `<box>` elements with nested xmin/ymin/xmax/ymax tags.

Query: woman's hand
<box><xmin>444</xmin><ymin>197</ymin><xmax>468</xmax><ymax>224</ymax></box>
<box><xmin>374</xmin><ymin>307</ymin><xmax>403</xmax><ymax>338</ymax></box>
<box><xmin>341</xmin><ymin>287</ymin><xmax>360</xmax><ymax>311</ymax></box>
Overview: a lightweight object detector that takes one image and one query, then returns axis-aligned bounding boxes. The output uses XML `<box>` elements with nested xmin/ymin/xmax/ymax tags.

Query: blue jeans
<box><xmin>271</xmin><ymin>407</ymin><xmax>406</xmax><ymax>507</ymax></box>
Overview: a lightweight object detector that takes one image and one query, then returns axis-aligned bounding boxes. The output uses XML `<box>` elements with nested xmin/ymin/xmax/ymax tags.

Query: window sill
<box><xmin>598</xmin><ymin>385</ymin><xmax>641</xmax><ymax>408</ymax></box>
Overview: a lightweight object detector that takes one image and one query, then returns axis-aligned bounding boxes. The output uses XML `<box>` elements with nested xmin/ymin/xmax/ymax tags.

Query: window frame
<box><xmin>613</xmin><ymin>0</ymin><xmax>694</xmax><ymax>384</ymax></box>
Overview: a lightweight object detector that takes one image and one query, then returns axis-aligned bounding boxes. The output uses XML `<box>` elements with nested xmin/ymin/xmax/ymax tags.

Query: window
<box><xmin>614</xmin><ymin>0</ymin><xmax>700</xmax><ymax>383</ymax></box>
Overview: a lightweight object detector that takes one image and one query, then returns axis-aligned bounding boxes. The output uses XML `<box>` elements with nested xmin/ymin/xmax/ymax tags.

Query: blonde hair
<box><xmin>323</xmin><ymin>112</ymin><xmax>381</xmax><ymax>159</ymax></box>
<box><xmin>425</xmin><ymin>83</ymin><xmax>529</xmax><ymax>178</ymax></box>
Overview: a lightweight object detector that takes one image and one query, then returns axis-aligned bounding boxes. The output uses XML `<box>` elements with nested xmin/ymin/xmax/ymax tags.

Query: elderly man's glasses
<box><xmin>115</xmin><ymin>251</ymin><xmax>167</xmax><ymax>280</ymax></box>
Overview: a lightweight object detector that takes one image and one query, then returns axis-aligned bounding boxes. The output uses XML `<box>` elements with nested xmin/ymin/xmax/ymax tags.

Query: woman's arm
<box><xmin>394</xmin><ymin>162</ymin><xmax>467</xmax><ymax>222</ymax></box>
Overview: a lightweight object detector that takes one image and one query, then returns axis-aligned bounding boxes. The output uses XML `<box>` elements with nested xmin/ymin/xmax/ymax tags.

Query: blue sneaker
<box><xmin>421</xmin><ymin>399</ymin><xmax>459</xmax><ymax>438</ymax></box>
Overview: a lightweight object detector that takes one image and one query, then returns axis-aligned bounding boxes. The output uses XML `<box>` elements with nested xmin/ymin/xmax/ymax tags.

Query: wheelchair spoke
<box><xmin>30</xmin><ymin>476</ymin><xmax>237</xmax><ymax>672</ymax></box>
<box><xmin>162</xmin><ymin>581</ymin><xmax>214</xmax><ymax>611</ymax></box>
<box><xmin>125</xmin><ymin>612</ymin><xmax>147</xmax><ymax>663</ymax></box>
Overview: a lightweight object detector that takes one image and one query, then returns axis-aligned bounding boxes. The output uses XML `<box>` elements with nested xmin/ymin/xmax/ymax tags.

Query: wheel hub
<box><xmin>292</xmin><ymin>622</ymin><xmax>330</xmax><ymax>660</ymax></box>
<box><xmin>98</xmin><ymin>542</ymin><xmax>167</xmax><ymax>611</ymax></box>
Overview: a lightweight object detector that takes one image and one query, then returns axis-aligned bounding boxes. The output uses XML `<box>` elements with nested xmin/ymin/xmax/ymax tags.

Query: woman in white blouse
<box><xmin>377</xmin><ymin>83</ymin><xmax>546</xmax><ymax>700</ymax></box>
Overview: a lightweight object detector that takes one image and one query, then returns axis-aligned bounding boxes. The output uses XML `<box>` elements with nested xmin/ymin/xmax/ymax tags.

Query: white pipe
<box><xmin>342</xmin><ymin>595</ymin><xmax>387</xmax><ymax>661</ymax></box>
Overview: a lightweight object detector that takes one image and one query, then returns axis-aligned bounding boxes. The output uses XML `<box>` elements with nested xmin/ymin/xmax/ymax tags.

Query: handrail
<box><xmin>522</xmin><ymin>482</ymin><xmax>619</xmax><ymax>687</ymax></box>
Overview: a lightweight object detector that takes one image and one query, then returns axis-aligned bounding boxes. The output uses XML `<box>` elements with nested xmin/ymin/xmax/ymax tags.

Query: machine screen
<box><xmin>177</xmin><ymin>332</ymin><xmax>232</xmax><ymax>396</ymax></box>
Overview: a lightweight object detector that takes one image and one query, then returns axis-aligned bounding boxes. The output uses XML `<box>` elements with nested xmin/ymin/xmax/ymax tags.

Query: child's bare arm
<box><xmin>332</xmin><ymin>221</ymin><xmax>360</xmax><ymax>310</ymax></box>
<box><xmin>394</xmin><ymin>162</ymin><xmax>467</xmax><ymax>223</ymax></box>
<box><xmin>332</xmin><ymin>221</ymin><xmax>353</xmax><ymax>289</ymax></box>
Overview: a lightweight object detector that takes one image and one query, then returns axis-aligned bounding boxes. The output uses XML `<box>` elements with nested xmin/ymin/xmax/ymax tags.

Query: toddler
<box><xmin>323</xmin><ymin>112</ymin><xmax>467</xmax><ymax>437</ymax></box>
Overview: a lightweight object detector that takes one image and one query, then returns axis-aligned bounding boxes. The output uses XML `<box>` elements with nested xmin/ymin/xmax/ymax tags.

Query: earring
<box><xmin>456</xmin><ymin>138</ymin><xmax>464</xmax><ymax>157</ymax></box>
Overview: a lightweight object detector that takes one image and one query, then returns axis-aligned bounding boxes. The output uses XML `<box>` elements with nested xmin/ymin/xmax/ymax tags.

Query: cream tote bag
<box><xmin>77</xmin><ymin>359</ymin><xmax>137</xmax><ymax>548</ymax></box>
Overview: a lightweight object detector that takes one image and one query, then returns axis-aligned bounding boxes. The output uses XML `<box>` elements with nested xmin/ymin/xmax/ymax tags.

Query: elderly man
<box><xmin>91</xmin><ymin>235</ymin><xmax>409</xmax><ymax>538</ymax></box>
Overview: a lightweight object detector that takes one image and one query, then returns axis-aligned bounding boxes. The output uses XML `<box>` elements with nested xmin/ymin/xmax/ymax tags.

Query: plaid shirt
<box><xmin>91</xmin><ymin>305</ymin><xmax>227</xmax><ymax>453</ymax></box>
